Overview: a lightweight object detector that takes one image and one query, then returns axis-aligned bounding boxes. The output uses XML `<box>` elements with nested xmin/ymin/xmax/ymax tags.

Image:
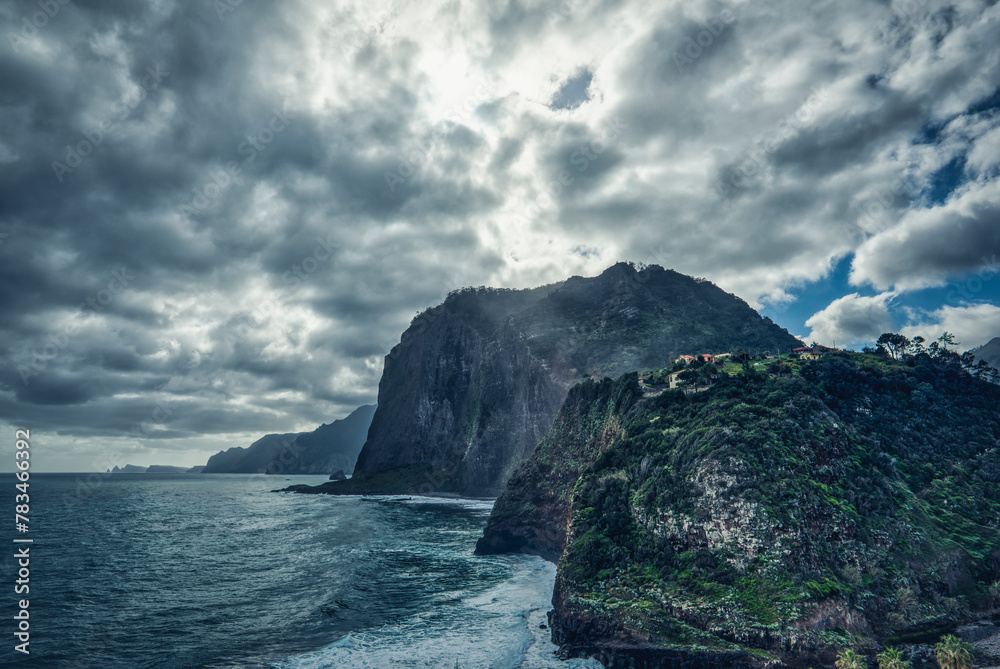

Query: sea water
<box><xmin>1</xmin><ymin>473</ymin><xmax>601</xmax><ymax>669</ymax></box>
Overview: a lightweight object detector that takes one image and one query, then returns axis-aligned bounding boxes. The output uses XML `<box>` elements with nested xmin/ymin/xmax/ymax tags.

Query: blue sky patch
<box><xmin>551</xmin><ymin>69</ymin><xmax>593</xmax><ymax>110</ymax></box>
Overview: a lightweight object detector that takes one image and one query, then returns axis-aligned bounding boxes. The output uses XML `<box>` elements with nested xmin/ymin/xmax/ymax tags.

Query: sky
<box><xmin>2</xmin><ymin>0</ymin><xmax>999</xmax><ymax>471</ymax></box>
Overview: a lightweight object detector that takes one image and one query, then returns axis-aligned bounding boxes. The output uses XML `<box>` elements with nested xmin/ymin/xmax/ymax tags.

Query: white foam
<box><xmin>276</xmin><ymin>557</ymin><xmax>602</xmax><ymax>669</ymax></box>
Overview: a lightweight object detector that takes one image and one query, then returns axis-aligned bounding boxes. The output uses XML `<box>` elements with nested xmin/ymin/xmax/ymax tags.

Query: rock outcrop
<box><xmin>481</xmin><ymin>353</ymin><xmax>1000</xmax><ymax>667</ymax></box>
<box><xmin>474</xmin><ymin>374</ymin><xmax>642</xmax><ymax>561</ymax></box>
<box><xmin>339</xmin><ymin>263</ymin><xmax>801</xmax><ymax>497</ymax></box>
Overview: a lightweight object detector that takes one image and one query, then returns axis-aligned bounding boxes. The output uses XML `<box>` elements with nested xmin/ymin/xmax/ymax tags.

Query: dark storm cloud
<box><xmin>2</xmin><ymin>0</ymin><xmax>999</xmax><ymax>469</ymax></box>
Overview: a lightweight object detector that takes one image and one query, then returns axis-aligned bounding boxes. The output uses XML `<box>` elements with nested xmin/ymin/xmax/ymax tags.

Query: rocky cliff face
<box><xmin>347</xmin><ymin>263</ymin><xmax>801</xmax><ymax>497</ymax></box>
<box><xmin>474</xmin><ymin>374</ymin><xmax>642</xmax><ymax>560</ymax></box>
<box><xmin>481</xmin><ymin>354</ymin><xmax>1000</xmax><ymax>667</ymax></box>
<box><xmin>203</xmin><ymin>404</ymin><xmax>376</xmax><ymax>474</ymax></box>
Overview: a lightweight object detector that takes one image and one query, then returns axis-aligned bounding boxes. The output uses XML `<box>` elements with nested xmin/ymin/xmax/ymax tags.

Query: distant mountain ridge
<box><xmin>107</xmin><ymin>464</ymin><xmax>198</xmax><ymax>473</ymax></box>
<box><xmin>970</xmin><ymin>336</ymin><xmax>1000</xmax><ymax>368</ymax></box>
<box><xmin>295</xmin><ymin>263</ymin><xmax>802</xmax><ymax>497</ymax></box>
<box><xmin>202</xmin><ymin>404</ymin><xmax>376</xmax><ymax>474</ymax></box>
<box><xmin>108</xmin><ymin>464</ymin><xmax>150</xmax><ymax>473</ymax></box>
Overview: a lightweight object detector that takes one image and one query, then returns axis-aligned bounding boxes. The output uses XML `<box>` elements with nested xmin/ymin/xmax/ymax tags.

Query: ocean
<box><xmin>1</xmin><ymin>473</ymin><xmax>601</xmax><ymax>669</ymax></box>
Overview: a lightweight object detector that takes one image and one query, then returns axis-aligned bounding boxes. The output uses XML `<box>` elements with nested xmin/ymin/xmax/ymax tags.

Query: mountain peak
<box><xmin>347</xmin><ymin>265</ymin><xmax>801</xmax><ymax>496</ymax></box>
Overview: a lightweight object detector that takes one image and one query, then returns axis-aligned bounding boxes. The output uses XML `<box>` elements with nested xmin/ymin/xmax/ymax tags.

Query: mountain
<box><xmin>202</xmin><ymin>404</ymin><xmax>376</xmax><ymax>474</ymax></box>
<box><xmin>203</xmin><ymin>432</ymin><xmax>302</xmax><ymax>473</ymax></box>
<box><xmin>107</xmin><ymin>464</ymin><xmax>202</xmax><ymax>473</ymax></box>
<box><xmin>323</xmin><ymin>263</ymin><xmax>801</xmax><ymax>497</ymax></box>
<box><xmin>477</xmin><ymin>353</ymin><xmax>1000</xmax><ymax>667</ymax></box>
<box><xmin>109</xmin><ymin>464</ymin><xmax>148</xmax><ymax>473</ymax></box>
<box><xmin>970</xmin><ymin>336</ymin><xmax>1000</xmax><ymax>369</ymax></box>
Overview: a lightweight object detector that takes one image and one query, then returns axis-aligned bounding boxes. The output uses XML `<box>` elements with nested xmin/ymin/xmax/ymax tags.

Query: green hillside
<box><xmin>483</xmin><ymin>351</ymin><xmax>1000</xmax><ymax>667</ymax></box>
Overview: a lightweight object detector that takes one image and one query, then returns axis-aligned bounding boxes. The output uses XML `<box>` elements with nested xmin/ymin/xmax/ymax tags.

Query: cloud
<box><xmin>805</xmin><ymin>292</ymin><xmax>898</xmax><ymax>346</ymax></box>
<box><xmin>850</xmin><ymin>163</ymin><xmax>1000</xmax><ymax>292</ymax></box>
<box><xmin>900</xmin><ymin>303</ymin><xmax>1000</xmax><ymax>350</ymax></box>
<box><xmin>1</xmin><ymin>0</ymin><xmax>999</xmax><ymax>469</ymax></box>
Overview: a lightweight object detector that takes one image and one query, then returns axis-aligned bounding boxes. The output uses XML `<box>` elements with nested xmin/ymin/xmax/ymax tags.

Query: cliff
<box><xmin>336</xmin><ymin>263</ymin><xmax>802</xmax><ymax>497</ymax></box>
<box><xmin>474</xmin><ymin>373</ymin><xmax>643</xmax><ymax>561</ymax></box>
<box><xmin>202</xmin><ymin>404</ymin><xmax>376</xmax><ymax>474</ymax></box>
<box><xmin>480</xmin><ymin>353</ymin><xmax>1000</xmax><ymax>667</ymax></box>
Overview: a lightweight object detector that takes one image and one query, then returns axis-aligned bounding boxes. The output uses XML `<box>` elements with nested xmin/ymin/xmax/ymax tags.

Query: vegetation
<box><xmin>546</xmin><ymin>350</ymin><xmax>1000</xmax><ymax>662</ymax></box>
<box><xmin>837</xmin><ymin>648</ymin><xmax>867</xmax><ymax>669</ymax></box>
<box><xmin>934</xmin><ymin>635</ymin><xmax>973</xmax><ymax>669</ymax></box>
<box><xmin>876</xmin><ymin>647</ymin><xmax>910</xmax><ymax>669</ymax></box>
<box><xmin>504</xmin><ymin>263</ymin><xmax>801</xmax><ymax>379</ymax></box>
<box><xmin>871</xmin><ymin>332</ymin><xmax>1000</xmax><ymax>384</ymax></box>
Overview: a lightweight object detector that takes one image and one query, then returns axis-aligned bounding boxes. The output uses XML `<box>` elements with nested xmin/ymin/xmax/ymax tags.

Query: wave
<box><xmin>276</xmin><ymin>556</ymin><xmax>601</xmax><ymax>669</ymax></box>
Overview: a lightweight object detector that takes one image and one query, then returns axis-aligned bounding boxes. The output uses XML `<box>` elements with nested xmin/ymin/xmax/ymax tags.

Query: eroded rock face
<box><xmin>352</xmin><ymin>298</ymin><xmax>567</xmax><ymax>496</ymax></box>
<box><xmin>475</xmin><ymin>374</ymin><xmax>641</xmax><ymax>560</ymax></box>
<box><xmin>482</xmin><ymin>354</ymin><xmax>1000</xmax><ymax>667</ymax></box>
<box><xmin>350</xmin><ymin>263</ymin><xmax>801</xmax><ymax>497</ymax></box>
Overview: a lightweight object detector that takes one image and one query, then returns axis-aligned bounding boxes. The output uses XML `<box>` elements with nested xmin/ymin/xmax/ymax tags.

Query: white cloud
<box><xmin>900</xmin><ymin>303</ymin><xmax>1000</xmax><ymax>350</ymax></box>
<box><xmin>805</xmin><ymin>292</ymin><xmax>898</xmax><ymax>346</ymax></box>
<box><xmin>850</xmin><ymin>179</ymin><xmax>1000</xmax><ymax>291</ymax></box>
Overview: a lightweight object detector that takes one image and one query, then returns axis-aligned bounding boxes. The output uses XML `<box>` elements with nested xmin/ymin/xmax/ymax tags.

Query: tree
<box><xmin>908</xmin><ymin>336</ymin><xmax>926</xmax><ymax>356</ymax></box>
<box><xmin>877</xmin><ymin>333</ymin><xmax>910</xmax><ymax>360</ymax></box>
<box><xmin>877</xmin><ymin>648</ymin><xmax>911</xmax><ymax>669</ymax></box>
<box><xmin>937</xmin><ymin>332</ymin><xmax>959</xmax><ymax>351</ymax></box>
<box><xmin>934</xmin><ymin>635</ymin><xmax>973</xmax><ymax>669</ymax></box>
<box><xmin>836</xmin><ymin>648</ymin><xmax>867</xmax><ymax>669</ymax></box>
<box><xmin>677</xmin><ymin>369</ymin><xmax>697</xmax><ymax>387</ymax></box>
